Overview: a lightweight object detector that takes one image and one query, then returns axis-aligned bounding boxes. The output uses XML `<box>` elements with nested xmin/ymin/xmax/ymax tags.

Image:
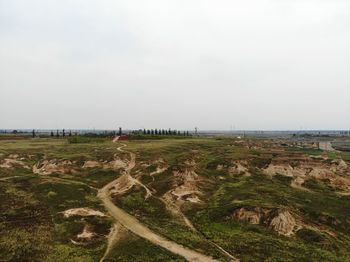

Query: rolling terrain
<box><xmin>1</xmin><ymin>136</ymin><xmax>350</xmax><ymax>261</ymax></box>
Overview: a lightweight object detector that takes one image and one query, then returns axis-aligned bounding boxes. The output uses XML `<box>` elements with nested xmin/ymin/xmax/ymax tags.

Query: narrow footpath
<box><xmin>98</xmin><ymin>144</ymin><xmax>219</xmax><ymax>262</ymax></box>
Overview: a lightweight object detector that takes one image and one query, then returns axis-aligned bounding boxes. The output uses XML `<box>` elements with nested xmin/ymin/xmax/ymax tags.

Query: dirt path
<box><xmin>98</xmin><ymin>144</ymin><xmax>219</xmax><ymax>262</ymax></box>
<box><xmin>160</xmin><ymin>196</ymin><xmax>196</xmax><ymax>230</ymax></box>
<box><xmin>99</xmin><ymin>222</ymin><xmax>124</xmax><ymax>262</ymax></box>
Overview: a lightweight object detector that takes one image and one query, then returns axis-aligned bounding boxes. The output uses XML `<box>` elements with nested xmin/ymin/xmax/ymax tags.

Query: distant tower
<box><xmin>195</xmin><ymin>127</ymin><xmax>198</xmax><ymax>136</ymax></box>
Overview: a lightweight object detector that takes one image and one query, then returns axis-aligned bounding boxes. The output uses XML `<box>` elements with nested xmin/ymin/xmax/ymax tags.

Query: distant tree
<box><xmin>155</xmin><ymin>129</ymin><xmax>158</xmax><ymax>135</ymax></box>
<box><xmin>56</xmin><ymin>130</ymin><xmax>59</xmax><ymax>137</ymax></box>
<box><xmin>143</xmin><ymin>129</ymin><xmax>146</xmax><ymax>135</ymax></box>
<box><xmin>147</xmin><ymin>129</ymin><xmax>151</xmax><ymax>135</ymax></box>
<box><xmin>69</xmin><ymin>130</ymin><xmax>72</xmax><ymax>137</ymax></box>
<box><xmin>186</xmin><ymin>131</ymin><xmax>189</xmax><ymax>136</ymax></box>
<box><xmin>119</xmin><ymin>127</ymin><xmax>122</xmax><ymax>136</ymax></box>
<box><xmin>151</xmin><ymin>129</ymin><xmax>154</xmax><ymax>135</ymax></box>
<box><xmin>178</xmin><ymin>131</ymin><xmax>181</xmax><ymax>135</ymax></box>
<box><xmin>51</xmin><ymin>131</ymin><xmax>54</xmax><ymax>137</ymax></box>
<box><xmin>32</xmin><ymin>129</ymin><xmax>35</xmax><ymax>138</ymax></box>
<box><xmin>183</xmin><ymin>131</ymin><xmax>186</xmax><ymax>136</ymax></box>
<box><xmin>62</xmin><ymin>129</ymin><xmax>65</xmax><ymax>137</ymax></box>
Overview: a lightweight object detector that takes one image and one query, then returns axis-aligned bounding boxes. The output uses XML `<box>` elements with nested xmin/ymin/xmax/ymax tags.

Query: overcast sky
<box><xmin>1</xmin><ymin>0</ymin><xmax>349</xmax><ymax>130</ymax></box>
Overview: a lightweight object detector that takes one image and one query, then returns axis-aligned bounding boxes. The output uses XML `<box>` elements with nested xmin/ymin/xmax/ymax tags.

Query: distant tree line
<box><xmin>30</xmin><ymin>129</ymin><xmax>75</xmax><ymax>138</ymax></box>
<box><xmin>131</xmin><ymin>129</ymin><xmax>191</xmax><ymax>136</ymax></box>
<box><xmin>32</xmin><ymin>129</ymin><xmax>116</xmax><ymax>138</ymax></box>
<box><xmin>6</xmin><ymin>127</ymin><xmax>194</xmax><ymax>139</ymax></box>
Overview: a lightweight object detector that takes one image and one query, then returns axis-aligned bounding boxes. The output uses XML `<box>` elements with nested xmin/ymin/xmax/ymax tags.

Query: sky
<box><xmin>1</xmin><ymin>0</ymin><xmax>350</xmax><ymax>131</ymax></box>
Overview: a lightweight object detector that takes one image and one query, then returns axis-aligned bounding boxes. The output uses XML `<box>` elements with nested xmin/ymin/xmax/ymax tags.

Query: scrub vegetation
<box><xmin>1</xmin><ymin>136</ymin><xmax>350</xmax><ymax>261</ymax></box>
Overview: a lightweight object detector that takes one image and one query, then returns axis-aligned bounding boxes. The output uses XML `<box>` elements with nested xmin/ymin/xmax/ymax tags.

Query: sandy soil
<box><xmin>82</xmin><ymin>157</ymin><xmax>129</xmax><ymax>171</ymax></box>
<box><xmin>150</xmin><ymin>166</ymin><xmax>168</xmax><ymax>181</ymax></box>
<box><xmin>231</xmin><ymin>207</ymin><xmax>298</xmax><ymax>236</ymax></box>
<box><xmin>263</xmin><ymin>156</ymin><xmax>350</xmax><ymax>192</ymax></box>
<box><xmin>228</xmin><ymin>160</ymin><xmax>251</xmax><ymax>177</ymax></box>
<box><xmin>319</xmin><ymin>141</ymin><xmax>336</xmax><ymax>151</ymax></box>
<box><xmin>0</xmin><ymin>154</ymin><xmax>30</xmax><ymax>169</ymax></box>
<box><xmin>33</xmin><ymin>159</ymin><xmax>77</xmax><ymax>175</ymax></box>
<box><xmin>63</xmin><ymin>208</ymin><xmax>106</xmax><ymax>218</ymax></box>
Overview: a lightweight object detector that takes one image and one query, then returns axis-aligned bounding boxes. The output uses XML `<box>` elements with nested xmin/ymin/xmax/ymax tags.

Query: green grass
<box><xmin>1</xmin><ymin>137</ymin><xmax>350</xmax><ymax>261</ymax></box>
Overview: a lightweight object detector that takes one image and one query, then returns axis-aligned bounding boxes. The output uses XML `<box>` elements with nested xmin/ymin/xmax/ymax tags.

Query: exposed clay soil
<box><xmin>32</xmin><ymin>153</ymin><xmax>130</xmax><ymax>175</ymax></box>
<box><xmin>263</xmin><ymin>156</ymin><xmax>350</xmax><ymax>191</ymax></box>
<box><xmin>149</xmin><ymin>158</ymin><xmax>168</xmax><ymax>181</ymax></box>
<box><xmin>170</xmin><ymin>169</ymin><xmax>203</xmax><ymax>203</ymax></box>
<box><xmin>71</xmin><ymin>224</ymin><xmax>100</xmax><ymax>245</ymax></box>
<box><xmin>33</xmin><ymin>159</ymin><xmax>78</xmax><ymax>175</ymax></box>
<box><xmin>82</xmin><ymin>155</ymin><xmax>129</xmax><ymax>171</ymax></box>
<box><xmin>269</xmin><ymin>210</ymin><xmax>297</xmax><ymax>236</ymax></box>
<box><xmin>62</xmin><ymin>208</ymin><xmax>106</xmax><ymax>218</ymax></box>
<box><xmin>0</xmin><ymin>154</ymin><xmax>30</xmax><ymax>169</ymax></box>
<box><xmin>231</xmin><ymin>207</ymin><xmax>299</xmax><ymax>236</ymax></box>
<box><xmin>109</xmin><ymin>174</ymin><xmax>135</xmax><ymax>196</ymax></box>
<box><xmin>228</xmin><ymin>160</ymin><xmax>251</xmax><ymax>177</ymax></box>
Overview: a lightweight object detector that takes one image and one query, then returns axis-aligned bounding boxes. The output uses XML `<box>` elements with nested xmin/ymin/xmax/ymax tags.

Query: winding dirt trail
<box><xmin>98</xmin><ymin>144</ymin><xmax>219</xmax><ymax>262</ymax></box>
<box><xmin>99</xmin><ymin>222</ymin><xmax>124</xmax><ymax>262</ymax></box>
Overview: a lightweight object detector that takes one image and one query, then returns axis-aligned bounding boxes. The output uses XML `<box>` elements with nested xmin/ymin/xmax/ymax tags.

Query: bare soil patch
<box><xmin>62</xmin><ymin>207</ymin><xmax>106</xmax><ymax>218</ymax></box>
<box><xmin>230</xmin><ymin>207</ymin><xmax>299</xmax><ymax>236</ymax></box>
<box><xmin>0</xmin><ymin>154</ymin><xmax>30</xmax><ymax>169</ymax></box>
<box><xmin>262</xmin><ymin>156</ymin><xmax>350</xmax><ymax>191</ymax></box>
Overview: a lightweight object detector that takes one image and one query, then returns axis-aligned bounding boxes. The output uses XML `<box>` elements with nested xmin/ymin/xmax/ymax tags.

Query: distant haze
<box><xmin>1</xmin><ymin>0</ymin><xmax>350</xmax><ymax>130</ymax></box>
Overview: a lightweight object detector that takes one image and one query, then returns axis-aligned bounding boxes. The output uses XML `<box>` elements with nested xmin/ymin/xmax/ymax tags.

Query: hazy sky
<box><xmin>1</xmin><ymin>0</ymin><xmax>349</xmax><ymax>130</ymax></box>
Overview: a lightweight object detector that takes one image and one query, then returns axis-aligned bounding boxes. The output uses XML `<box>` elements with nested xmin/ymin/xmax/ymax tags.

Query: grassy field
<box><xmin>1</xmin><ymin>137</ymin><xmax>350</xmax><ymax>261</ymax></box>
